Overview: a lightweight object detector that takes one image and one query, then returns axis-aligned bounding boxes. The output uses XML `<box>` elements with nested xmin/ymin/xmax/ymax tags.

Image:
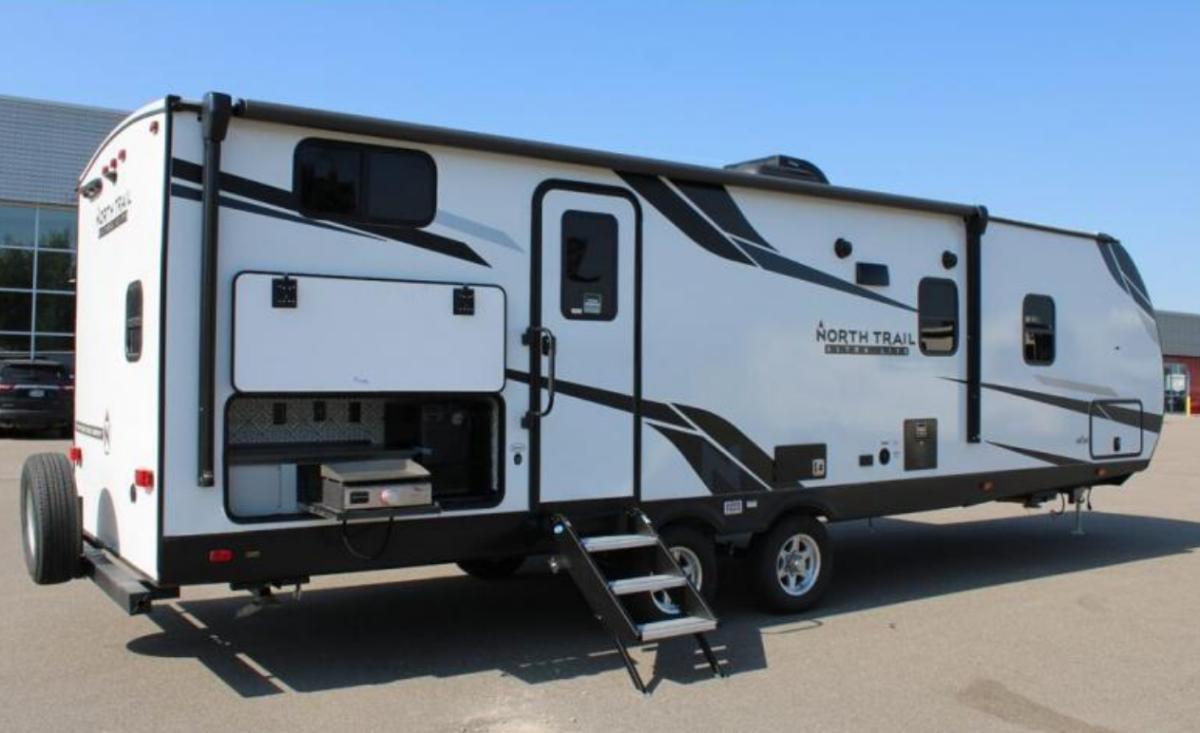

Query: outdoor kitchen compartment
<box><xmin>225</xmin><ymin>395</ymin><xmax>500</xmax><ymax>519</ymax></box>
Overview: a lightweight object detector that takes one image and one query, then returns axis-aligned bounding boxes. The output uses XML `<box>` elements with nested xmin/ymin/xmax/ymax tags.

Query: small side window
<box><xmin>918</xmin><ymin>278</ymin><xmax>958</xmax><ymax>355</ymax></box>
<box><xmin>1023</xmin><ymin>294</ymin><xmax>1055</xmax><ymax>365</ymax></box>
<box><xmin>125</xmin><ymin>281</ymin><xmax>142</xmax><ymax>362</ymax></box>
<box><xmin>561</xmin><ymin>211</ymin><xmax>618</xmax><ymax>321</ymax></box>
<box><xmin>294</xmin><ymin>139</ymin><xmax>436</xmax><ymax>226</ymax></box>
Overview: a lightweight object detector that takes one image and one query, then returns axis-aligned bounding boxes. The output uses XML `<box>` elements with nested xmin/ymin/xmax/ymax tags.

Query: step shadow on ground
<box><xmin>126</xmin><ymin>510</ymin><xmax>1200</xmax><ymax>697</ymax></box>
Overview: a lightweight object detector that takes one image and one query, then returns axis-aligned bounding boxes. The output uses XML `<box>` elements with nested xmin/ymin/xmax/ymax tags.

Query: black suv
<box><xmin>0</xmin><ymin>360</ymin><xmax>73</xmax><ymax>435</ymax></box>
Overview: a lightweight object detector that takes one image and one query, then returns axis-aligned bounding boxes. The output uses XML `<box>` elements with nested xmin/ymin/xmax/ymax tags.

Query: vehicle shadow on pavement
<box><xmin>126</xmin><ymin>509</ymin><xmax>1200</xmax><ymax>697</ymax></box>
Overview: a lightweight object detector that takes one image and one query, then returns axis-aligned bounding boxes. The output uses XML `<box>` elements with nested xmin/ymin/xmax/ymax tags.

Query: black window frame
<box><xmin>1022</xmin><ymin>293</ymin><xmax>1055</xmax><ymax>366</ymax></box>
<box><xmin>125</xmin><ymin>281</ymin><xmax>143</xmax><ymax>362</ymax></box>
<box><xmin>917</xmin><ymin>277</ymin><xmax>959</xmax><ymax>356</ymax></box>
<box><xmin>560</xmin><ymin>210</ymin><xmax>619</xmax><ymax>322</ymax></box>
<box><xmin>293</xmin><ymin>138</ymin><xmax>437</xmax><ymax>228</ymax></box>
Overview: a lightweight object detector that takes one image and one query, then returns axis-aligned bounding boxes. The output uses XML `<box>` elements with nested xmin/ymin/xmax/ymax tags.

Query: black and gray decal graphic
<box><xmin>673</xmin><ymin>404</ymin><xmax>774</xmax><ymax>487</ymax></box>
<box><xmin>1097</xmin><ymin>237</ymin><xmax>1153</xmax><ymax>317</ymax></box>
<box><xmin>670</xmin><ymin>179</ymin><xmax>774</xmax><ymax>251</ymax></box>
<box><xmin>943</xmin><ymin>377</ymin><xmax>1162</xmax><ymax>434</ymax></box>
<box><xmin>505</xmin><ymin>369</ymin><xmax>771</xmax><ymax>493</ymax></box>
<box><xmin>649</xmin><ymin>423</ymin><xmax>769</xmax><ymax>494</ymax></box>
<box><xmin>617</xmin><ymin>171</ymin><xmax>915</xmax><ymax>312</ymax></box>
<box><xmin>987</xmin><ymin>441</ymin><xmax>1085</xmax><ymax>467</ymax></box>
<box><xmin>171</xmin><ymin>158</ymin><xmax>488</xmax><ymax>266</ymax></box>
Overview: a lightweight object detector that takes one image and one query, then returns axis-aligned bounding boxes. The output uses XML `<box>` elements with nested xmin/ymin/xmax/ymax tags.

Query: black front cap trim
<box><xmin>171</xmin><ymin>157</ymin><xmax>487</xmax><ymax>266</ymax></box>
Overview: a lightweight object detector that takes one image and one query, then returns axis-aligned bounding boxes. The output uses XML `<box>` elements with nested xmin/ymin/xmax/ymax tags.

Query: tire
<box><xmin>642</xmin><ymin>524</ymin><xmax>718</xmax><ymax>617</ymax></box>
<box><xmin>750</xmin><ymin>514</ymin><xmax>832</xmax><ymax>613</ymax></box>
<box><xmin>456</xmin><ymin>556</ymin><xmax>524</xmax><ymax>580</ymax></box>
<box><xmin>20</xmin><ymin>452</ymin><xmax>82</xmax><ymax>585</ymax></box>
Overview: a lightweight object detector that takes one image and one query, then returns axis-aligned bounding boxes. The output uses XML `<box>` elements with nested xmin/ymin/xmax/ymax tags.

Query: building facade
<box><xmin>0</xmin><ymin>95</ymin><xmax>126</xmax><ymax>368</ymax></box>
<box><xmin>1159</xmin><ymin>310</ymin><xmax>1200</xmax><ymax>415</ymax></box>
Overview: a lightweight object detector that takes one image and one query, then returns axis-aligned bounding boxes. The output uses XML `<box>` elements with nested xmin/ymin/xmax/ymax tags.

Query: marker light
<box><xmin>68</xmin><ymin>446</ymin><xmax>83</xmax><ymax>465</ymax></box>
<box><xmin>134</xmin><ymin>468</ymin><xmax>155</xmax><ymax>490</ymax></box>
<box><xmin>208</xmin><ymin>549</ymin><xmax>234</xmax><ymax>564</ymax></box>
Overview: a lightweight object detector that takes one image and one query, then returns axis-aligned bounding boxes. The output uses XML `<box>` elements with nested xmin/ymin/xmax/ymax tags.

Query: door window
<box><xmin>560</xmin><ymin>210</ymin><xmax>618</xmax><ymax>321</ymax></box>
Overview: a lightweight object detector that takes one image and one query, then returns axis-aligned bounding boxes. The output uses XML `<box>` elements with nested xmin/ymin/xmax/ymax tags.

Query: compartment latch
<box><xmin>272</xmin><ymin>276</ymin><xmax>298</xmax><ymax>308</ymax></box>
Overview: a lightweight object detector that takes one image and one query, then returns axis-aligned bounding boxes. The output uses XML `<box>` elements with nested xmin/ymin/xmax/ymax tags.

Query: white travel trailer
<box><xmin>20</xmin><ymin>92</ymin><xmax>1161</xmax><ymax>690</ymax></box>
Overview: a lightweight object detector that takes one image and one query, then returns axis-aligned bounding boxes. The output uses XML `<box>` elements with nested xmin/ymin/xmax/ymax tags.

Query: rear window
<box><xmin>294</xmin><ymin>139</ymin><xmax>436</xmax><ymax>227</ymax></box>
<box><xmin>1</xmin><ymin>363</ymin><xmax>65</xmax><ymax>383</ymax></box>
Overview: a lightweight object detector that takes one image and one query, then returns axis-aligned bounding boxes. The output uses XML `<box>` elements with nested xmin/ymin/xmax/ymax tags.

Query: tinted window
<box><xmin>561</xmin><ymin>211</ymin><xmax>618</xmax><ymax>321</ymax></box>
<box><xmin>1</xmin><ymin>363</ymin><xmax>65</xmax><ymax>383</ymax></box>
<box><xmin>35</xmin><ymin>294</ymin><xmax>74</xmax><ymax>333</ymax></box>
<box><xmin>126</xmin><ymin>281</ymin><xmax>143</xmax><ymax>362</ymax></box>
<box><xmin>1023</xmin><ymin>294</ymin><xmax>1055</xmax><ymax>365</ymax></box>
<box><xmin>0</xmin><ymin>292</ymin><xmax>32</xmax><ymax>332</ymax></box>
<box><xmin>918</xmin><ymin>278</ymin><xmax>958</xmax><ymax>355</ymax></box>
<box><xmin>295</xmin><ymin>139</ymin><xmax>435</xmax><ymax>226</ymax></box>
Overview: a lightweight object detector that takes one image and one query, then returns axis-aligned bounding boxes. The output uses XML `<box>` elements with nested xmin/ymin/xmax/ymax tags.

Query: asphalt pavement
<box><xmin>2</xmin><ymin>419</ymin><xmax>1198</xmax><ymax>732</ymax></box>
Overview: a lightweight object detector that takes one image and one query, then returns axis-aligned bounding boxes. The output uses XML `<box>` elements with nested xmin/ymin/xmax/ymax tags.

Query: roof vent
<box><xmin>725</xmin><ymin>155</ymin><xmax>829</xmax><ymax>185</ymax></box>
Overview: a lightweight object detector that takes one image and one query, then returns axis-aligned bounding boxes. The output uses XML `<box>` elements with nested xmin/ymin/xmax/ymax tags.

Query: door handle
<box><xmin>523</xmin><ymin>327</ymin><xmax>558</xmax><ymax>423</ymax></box>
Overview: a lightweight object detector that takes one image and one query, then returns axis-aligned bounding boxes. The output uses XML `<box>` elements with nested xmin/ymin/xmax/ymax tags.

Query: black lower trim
<box><xmin>158</xmin><ymin>458</ymin><xmax>1148</xmax><ymax>586</ymax></box>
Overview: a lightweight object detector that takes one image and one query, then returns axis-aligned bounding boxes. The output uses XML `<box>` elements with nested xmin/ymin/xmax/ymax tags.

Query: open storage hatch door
<box><xmin>232</xmin><ymin>273</ymin><xmax>506</xmax><ymax>393</ymax></box>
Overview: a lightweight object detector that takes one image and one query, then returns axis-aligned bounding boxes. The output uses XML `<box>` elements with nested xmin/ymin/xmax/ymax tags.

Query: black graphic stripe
<box><xmin>988</xmin><ymin>441</ymin><xmax>1085</xmax><ymax>467</ymax></box>
<box><xmin>944</xmin><ymin>377</ymin><xmax>1161</xmax><ymax>434</ymax></box>
<box><xmin>671</xmin><ymin>179</ymin><xmax>773</xmax><ymax>250</ymax></box>
<box><xmin>171</xmin><ymin>184</ymin><xmax>368</xmax><ymax>238</ymax></box>
<box><xmin>171</xmin><ymin>158</ymin><xmax>488</xmax><ymax>266</ymax></box>
<box><xmin>617</xmin><ymin>172</ymin><xmax>754</xmax><ymax>264</ymax></box>
<box><xmin>503</xmin><ymin>369</ymin><xmax>689</xmax><ymax>428</ymax></box>
<box><xmin>620</xmin><ymin>170</ymin><xmax>916</xmax><ymax>312</ymax></box>
<box><xmin>649</xmin><ymin>424</ymin><xmax>767</xmax><ymax>494</ymax></box>
<box><xmin>1097</xmin><ymin>240</ymin><xmax>1125</xmax><ymax>295</ymax></box>
<box><xmin>744</xmin><ymin>244</ymin><xmax>917</xmax><ymax>312</ymax></box>
<box><xmin>674</xmin><ymin>405</ymin><xmax>774</xmax><ymax>487</ymax></box>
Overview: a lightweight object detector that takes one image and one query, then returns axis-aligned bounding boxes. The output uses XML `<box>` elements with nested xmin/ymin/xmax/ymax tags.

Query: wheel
<box><xmin>646</xmin><ymin>524</ymin><xmax>718</xmax><ymax>616</ymax></box>
<box><xmin>750</xmin><ymin>514</ymin><xmax>832</xmax><ymax>613</ymax></box>
<box><xmin>456</xmin><ymin>556</ymin><xmax>524</xmax><ymax>580</ymax></box>
<box><xmin>20</xmin><ymin>452</ymin><xmax>82</xmax><ymax>585</ymax></box>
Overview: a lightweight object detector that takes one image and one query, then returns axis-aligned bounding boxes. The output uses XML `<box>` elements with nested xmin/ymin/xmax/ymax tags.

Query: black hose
<box><xmin>340</xmin><ymin>515</ymin><xmax>395</xmax><ymax>561</ymax></box>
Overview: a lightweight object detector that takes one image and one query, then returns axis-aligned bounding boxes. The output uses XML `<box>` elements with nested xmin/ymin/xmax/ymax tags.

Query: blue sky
<box><xmin>4</xmin><ymin>1</ymin><xmax>1197</xmax><ymax>311</ymax></box>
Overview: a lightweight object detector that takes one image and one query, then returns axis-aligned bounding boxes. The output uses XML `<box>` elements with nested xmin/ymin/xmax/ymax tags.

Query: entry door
<box><xmin>534</xmin><ymin>187</ymin><xmax>638</xmax><ymax>505</ymax></box>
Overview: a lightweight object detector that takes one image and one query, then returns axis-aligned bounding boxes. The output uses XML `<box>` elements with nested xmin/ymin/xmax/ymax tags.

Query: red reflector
<box><xmin>68</xmin><ymin>446</ymin><xmax>83</xmax><ymax>465</ymax></box>
<box><xmin>134</xmin><ymin>468</ymin><xmax>155</xmax><ymax>490</ymax></box>
<box><xmin>118</xmin><ymin>149</ymin><xmax>126</xmax><ymax>162</ymax></box>
<box><xmin>208</xmin><ymin>549</ymin><xmax>234</xmax><ymax>564</ymax></box>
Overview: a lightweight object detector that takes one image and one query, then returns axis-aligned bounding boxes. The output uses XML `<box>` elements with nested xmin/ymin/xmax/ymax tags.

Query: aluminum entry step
<box><xmin>608</xmin><ymin>573</ymin><xmax>688</xmax><ymax>596</ymax></box>
<box><xmin>580</xmin><ymin>534</ymin><xmax>658</xmax><ymax>552</ymax></box>
<box><xmin>638</xmin><ymin>615</ymin><xmax>717</xmax><ymax>642</ymax></box>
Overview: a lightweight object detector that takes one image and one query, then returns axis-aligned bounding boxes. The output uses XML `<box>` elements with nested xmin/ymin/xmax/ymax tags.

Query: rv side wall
<box><xmin>74</xmin><ymin>101</ymin><xmax>171</xmax><ymax>580</ymax></box>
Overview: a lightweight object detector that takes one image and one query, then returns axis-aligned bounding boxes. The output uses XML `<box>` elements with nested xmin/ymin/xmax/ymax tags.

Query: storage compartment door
<box><xmin>1089</xmin><ymin>399</ymin><xmax>1143</xmax><ymax>459</ymax></box>
<box><xmin>233</xmin><ymin>273</ymin><xmax>505</xmax><ymax>393</ymax></box>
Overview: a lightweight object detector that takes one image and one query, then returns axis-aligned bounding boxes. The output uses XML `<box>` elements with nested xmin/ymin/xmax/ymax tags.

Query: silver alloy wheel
<box><xmin>776</xmin><ymin>532</ymin><xmax>821</xmax><ymax>597</ymax></box>
<box><xmin>652</xmin><ymin>545</ymin><xmax>703</xmax><ymax>615</ymax></box>
<box><xmin>24</xmin><ymin>497</ymin><xmax>37</xmax><ymax>564</ymax></box>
